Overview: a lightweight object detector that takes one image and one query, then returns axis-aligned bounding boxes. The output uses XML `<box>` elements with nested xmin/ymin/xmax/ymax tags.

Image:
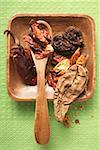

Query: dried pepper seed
<box><xmin>75</xmin><ymin>119</ymin><xmax>80</xmax><ymax>124</ymax></box>
<box><xmin>79</xmin><ymin>105</ymin><xmax>84</xmax><ymax>110</ymax></box>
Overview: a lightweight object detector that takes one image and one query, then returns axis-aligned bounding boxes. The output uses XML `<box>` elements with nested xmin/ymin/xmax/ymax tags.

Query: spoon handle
<box><xmin>34</xmin><ymin>62</ymin><xmax>50</xmax><ymax>144</ymax></box>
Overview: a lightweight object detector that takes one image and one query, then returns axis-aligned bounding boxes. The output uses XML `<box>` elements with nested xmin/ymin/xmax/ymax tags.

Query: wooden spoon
<box><xmin>30</xmin><ymin>20</ymin><xmax>53</xmax><ymax>144</ymax></box>
<box><xmin>31</xmin><ymin>52</ymin><xmax>50</xmax><ymax>144</ymax></box>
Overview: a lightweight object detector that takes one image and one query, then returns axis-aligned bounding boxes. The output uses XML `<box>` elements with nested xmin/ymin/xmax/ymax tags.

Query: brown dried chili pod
<box><xmin>63</xmin><ymin>26</ymin><xmax>83</xmax><ymax>46</ymax></box>
<box><xmin>52</xmin><ymin>34</ymin><xmax>79</xmax><ymax>58</ymax></box>
<box><xmin>4</xmin><ymin>30</ymin><xmax>37</xmax><ymax>85</ymax></box>
<box><xmin>29</xmin><ymin>19</ymin><xmax>52</xmax><ymax>48</ymax></box>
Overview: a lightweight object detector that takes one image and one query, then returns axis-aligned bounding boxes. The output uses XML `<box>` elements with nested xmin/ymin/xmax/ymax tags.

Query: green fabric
<box><xmin>0</xmin><ymin>0</ymin><xmax>100</xmax><ymax>149</ymax></box>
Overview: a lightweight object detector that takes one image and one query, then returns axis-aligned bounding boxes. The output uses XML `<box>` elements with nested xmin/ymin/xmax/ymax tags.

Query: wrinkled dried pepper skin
<box><xmin>10</xmin><ymin>46</ymin><xmax>37</xmax><ymax>85</ymax></box>
<box><xmin>52</xmin><ymin>26</ymin><xmax>84</xmax><ymax>59</ymax></box>
<box><xmin>4</xmin><ymin>30</ymin><xmax>37</xmax><ymax>85</ymax></box>
<box><xmin>47</xmin><ymin>71</ymin><xmax>57</xmax><ymax>89</ymax></box>
<box><xmin>52</xmin><ymin>34</ymin><xmax>78</xmax><ymax>58</ymax></box>
<box><xmin>63</xmin><ymin>26</ymin><xmax>83</xmax><ymax>46</ymax></box>
<box><xmin>54</xmin><ymin>64</ymin><xmax>88</xmax><ymax>122</ymax></box>
<box><xmin>24</xmin><ymin>20</ymin><xmax>53</xmax><ymax>59</ymax></box>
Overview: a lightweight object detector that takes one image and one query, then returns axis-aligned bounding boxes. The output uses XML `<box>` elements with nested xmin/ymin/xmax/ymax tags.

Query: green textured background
<box><xmin>0</xmin><ymin>0</ymin><xmax>100</xmax><ymax>150</ymax></box>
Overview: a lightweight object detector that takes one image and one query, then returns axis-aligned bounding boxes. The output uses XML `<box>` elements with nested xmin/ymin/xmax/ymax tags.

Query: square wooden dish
<box><xmin>6</xmin><ymin>14</ymin><xmax>96</xmax><ymax>102</ymax></box>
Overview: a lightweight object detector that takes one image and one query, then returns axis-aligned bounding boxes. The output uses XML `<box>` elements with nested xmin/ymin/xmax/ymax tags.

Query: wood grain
<box><xmin>31</xmin><ymin>52</ymin><xmax>50</xmax><ymax>144</ymax></box>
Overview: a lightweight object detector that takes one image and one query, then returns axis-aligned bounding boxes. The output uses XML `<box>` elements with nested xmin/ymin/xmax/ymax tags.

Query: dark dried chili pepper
<box><xmin>52</xmin><ymin>34</ymin><xmax>78</xmax><ymax>58</ymax></box>
<box><xmin>52</xmin><ymin>26</ymin><xmax>83</xmax><ymax>59</ymax></box>
<box><xmin>63</xmin><ymin>26</ymin><xmax>83</xmax><ymax>46</ymax></box>
<box><xmin>4</xmin><ymin>30</ymin><xmax>37</xmax><ymax>85</ymax></box>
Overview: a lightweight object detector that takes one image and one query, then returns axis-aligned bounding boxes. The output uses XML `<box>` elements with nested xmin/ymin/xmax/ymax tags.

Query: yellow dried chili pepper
<box><xmin>53</xmin><ymin>58</ymin><xmax>70</xmax><ymax>76</ymax></box>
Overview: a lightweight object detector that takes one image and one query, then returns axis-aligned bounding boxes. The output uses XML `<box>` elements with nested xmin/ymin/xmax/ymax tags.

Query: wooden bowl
<box><xmin>6</xmin><ymin>14</ymin><xmax>96</xmax><ymax>102</ymax></box>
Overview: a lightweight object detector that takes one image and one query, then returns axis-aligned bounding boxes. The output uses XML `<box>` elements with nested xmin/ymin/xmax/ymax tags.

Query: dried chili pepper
<box><xmin>63</xmin><ymin>26</ymin><xmax>83</xmax><ymax>46</ymax></box>
<box><xmin>52</xmin><ymin>26</ymin><xmax>83</xmax><ymax>59</ymax></box>
<box><xmin>4</xmin><ymin>30</ymin><xmax>37</xmax><ymax>85</ymax></box>
<box><xmin>47</xmin><ymin>71</ymin><xmax>57</xmax><ymax>89</ymax></box>
<box><xmin>52</xmin><ymin>34</ymin><xmax>77</xmax><ymax>58</ymax></box>
<box><xmin>51</xmin><ymin>52</ymin><xmax>66</xmax><ymax>66</ymax></box>
<box><xmin>70</xmin><ymin>47</ymin><xmax>80</xmax><ymax>65</ymax></box>
<box><xmin>24</xmin><ymin>20</ymin><xmax>53</xmax><ymax>59</ymax></box>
